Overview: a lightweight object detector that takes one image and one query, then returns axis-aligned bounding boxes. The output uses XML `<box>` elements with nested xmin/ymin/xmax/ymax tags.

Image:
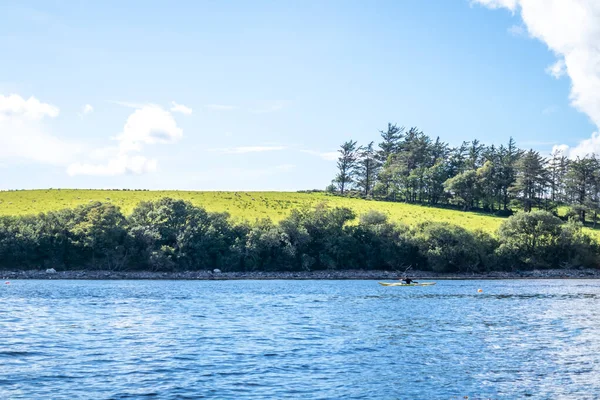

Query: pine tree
<box><xmin>334</xmin><ymin>140</ymin><xmax>359</xmax><ymax>195</ymax></box>
<box><xmin>356</xmin><ymin>142</ymin><xmax>379</xmax><ymax>197</ymax></box>
<box><xmin>376</xmin><ymin>123</ymin><xmax>404</xmax><ymax>165</ymax></box>
<box><xmin>565</xmin><ymin>156</ymin><xmax>598</xmax><ymax>221</ymax></box>
<box><xmin>498</xmin><ymin>137</ymin><xmax>522</xmax><ymax>211</ymax></box>
<box><xmin>510</xmin><ymin>150</ymin><xmax>548</xmax><ymax>212</ymax></box>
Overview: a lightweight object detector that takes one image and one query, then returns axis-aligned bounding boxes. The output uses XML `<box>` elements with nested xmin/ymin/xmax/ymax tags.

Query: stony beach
<box><xmin>2</xmin><ymin>268</ymin><xmax>600</xmax><ymax>280</ymax></box>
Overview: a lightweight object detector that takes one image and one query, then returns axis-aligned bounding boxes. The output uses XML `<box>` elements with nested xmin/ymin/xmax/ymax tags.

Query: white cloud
<box><xmin>206</xmin><ymin>104</ymin><xmax>237</xmax><ymax>111</ymax></box>
<box><xmin>546</xmin><ymin>59</ymin><xmax>566</xmax><ymax>79</ymax></box>
<box><xmin>68</xmin><ymin>104</ymin><xmax>183</xmax><ymax>176</ymax></box>
<box><xmin>0</xmin><ymin>93</ymin><xmax>80</xmax><ymax>165</ymax></box>
<box><xmin>0</xmin><ymin>93</ymin><xmax>59</xmax><ymax>120</ymax></box>
<box><xmin>211</xmin><ymin>145</ymin><xmax>287</xmax><ymax>154</ymax></box>
<box><xmin>82</xmin><ymin>104</ymin><xmax>93</xmax><ymax>115</ymax></box>
<box><xmin>170</xmin><ymin>101</ymin><xmax>192</xmax><ymax>115</ymax></box>
<box><xmin>117</xmin><ymin>105</ymin><xmax>183</xmax><ymax>153</ymax></box>
<box><xmin>472</xmin><ymin>0</ymin><xmax>517</xmax><ymax>11</ymax></box>
<box><xmin>552</xmin><ymin>132</ymin><xmax>600</xmax><ymax>159</ymax></box>
<box><xmin>250</xmin><ymin>101</ymin><xmax>287</xmax><ymax>114</ymax></box>
<box><xmin>475</xmin><ymin>0</ymin><xmax>600</xmax><ymax>158</ymax></box>
<box><xmin>275</xmin><ymin>164</ymin><xmax>295</xmax><ymax>172</ymax></box>
<box><xmin>508</xmin><ymin>24</ymin><xmax>525</xmax><ymax>36</ymax></box>
<box><xmin>301</xmin><ymin>149</ymin><xmax>338</xmax><ymax>161</ymax></box>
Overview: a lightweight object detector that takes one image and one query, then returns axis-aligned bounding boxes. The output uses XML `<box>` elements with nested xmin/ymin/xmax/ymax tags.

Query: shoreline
<box><xmin>2</xmin><ymin>269</ymin><xmax>600</xmax><ymax>280</ymax></box>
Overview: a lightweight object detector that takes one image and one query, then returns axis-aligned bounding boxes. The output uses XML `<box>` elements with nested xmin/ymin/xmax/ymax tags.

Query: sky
<box><xmin>1</xmin><ymin>0</ymin><xmax>599</xmax><ymax>191</ymax></box>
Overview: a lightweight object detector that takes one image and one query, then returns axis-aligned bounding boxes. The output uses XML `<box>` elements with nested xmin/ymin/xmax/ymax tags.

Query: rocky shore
<box><xmin>2</xmin><ymin>268</ymin><xmax>600</xmax><ymax>280</ymax></box>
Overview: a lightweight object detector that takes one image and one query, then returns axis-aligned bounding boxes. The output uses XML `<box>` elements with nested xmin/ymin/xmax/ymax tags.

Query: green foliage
<box><xmin>497</xmin><ymin>211</ymin><xmax>598</xmax><ymax>269</ymax></box>
<box><xmin>413</xmin><ymin>222</ymin><xmax>489</xmax><ymax>272</ymax></box>
<box><xmin>444</xmin><ymin>170</ymin><xmax>479</xmax><ymax>210</ymax></box>
<box><xmin>1</xmin><ymin>199</ymin><xmax>599</xmax><ymax>274</ymax></box>
<box><xmin>334</xmin><ymin>140</ymin><xmax>360</xmax><ymax>195</ymax></box>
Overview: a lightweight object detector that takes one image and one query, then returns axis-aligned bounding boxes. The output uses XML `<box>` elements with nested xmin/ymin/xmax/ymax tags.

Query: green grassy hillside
<box><xmin>2</xmin><ymin>189</ymin><xmax>600</xmax><ymax>239</ymax></box>
<box><xmin>0</xmin><ymin>189</ymin><xmax>508</xmax><ymax>233</ymax></box>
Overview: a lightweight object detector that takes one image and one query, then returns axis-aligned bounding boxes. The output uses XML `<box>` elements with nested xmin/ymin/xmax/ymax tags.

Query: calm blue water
<box><xmin>1</xmin><ymin>279</ymin><xmax>600</xmax><ymax>399</ymax></box>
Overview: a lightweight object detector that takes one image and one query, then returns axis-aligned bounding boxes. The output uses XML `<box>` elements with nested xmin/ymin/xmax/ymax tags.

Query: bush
<box><xmin>352</xmin><ymin>219</ymin><xmax>421</xmax><ymax>270</ymax></box>
<box><xmin>0</xmin><ymin>201</ymin><xmax>598</xmax><ymax>273</ymax></box>
<box><xmin>496</xmin><ymin>211</ymin><xmax>598</xmax><ymax>269</ymax></box>
<box><xmin>413</xmin><ymin>222</ymin><xmax>486</xmax><ymax>273</ymax></box>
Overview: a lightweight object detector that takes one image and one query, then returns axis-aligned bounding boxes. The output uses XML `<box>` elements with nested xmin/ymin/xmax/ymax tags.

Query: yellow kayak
<box><xmin>378</xmin><ymin>282</ymin><xmax>436</xmax><ymax>287</ymax></box>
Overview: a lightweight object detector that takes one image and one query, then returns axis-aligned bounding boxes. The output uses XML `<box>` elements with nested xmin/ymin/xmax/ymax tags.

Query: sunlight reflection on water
<box><xmin>1</xmin><ymin>279</ymin><xmax>599</xmax><ymax>399</ymax></box>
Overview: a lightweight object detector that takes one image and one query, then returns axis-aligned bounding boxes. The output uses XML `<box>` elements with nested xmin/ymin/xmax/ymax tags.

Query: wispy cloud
<box><xmin>471</xmin><ymin>0</ymin><xmax>517</xmax><ymax>11</ymax></box>
<box><xmin>520</xmin><ymin>140</ymin><xmax>558</xmax><ymax>147</ymax></box>
<box><xmin>170</xmin><ymin>101</ymin><xmax>193</xmax><ymax>115</ymax></box>
<box><xmin>301</xmin><ymin>149</ymin><xmax>338</xmax><ymax>161</ymax></box>
<box><xmin>275</xmin><ymin>164</ymin><xmax>295</xmax><ymax>172</ymax></box>
<box><xmin>206</xmin><ymin>104</ymin><xmax>237</xmax><ymax>111</ymax></box>
<box><xmin>508</xmin><ymin>24</ymin><xmax>525</xmax><ymax>36</ymax></box>
<box><xmin>542</xmin><ymin>105</ymin><xmax>559</xmax><ymax>115</ymax></box>
<box><xmin>250</xmin><ymin>100</ymin><xmax>287</xmax><ymax>114</ymax></box>
<box><xmin>545</xmin><ymin>59</ymin><xmax>566</xmax><ymax>79</ymax></box>
<box><xmin>210</xmin><ymin>145</ymin><xmax>287</xmax><ymax>154</ymax></box>
<box><xmin>78</xmin><ymin>103</ymin><xmax>93</xmax><ymax>118</ymax></box>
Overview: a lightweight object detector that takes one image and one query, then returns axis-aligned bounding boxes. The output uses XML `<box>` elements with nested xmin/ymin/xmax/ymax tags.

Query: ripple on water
<box><xmin>1</xmin><ymin>279</ymin><xmax>600</xmax><ymax>399</ymax></box>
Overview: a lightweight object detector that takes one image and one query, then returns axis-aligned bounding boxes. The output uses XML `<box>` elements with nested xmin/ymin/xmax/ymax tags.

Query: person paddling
<box><xmin>400</xmin><ymin>276</ymin><xmax>417</xmax><ymax>284</ymax></box>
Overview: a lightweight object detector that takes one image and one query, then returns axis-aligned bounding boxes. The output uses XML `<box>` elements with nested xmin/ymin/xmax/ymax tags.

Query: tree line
<box><xmin>0</xmin><ymin>198</ymin><xmax>597</xmax><ymax>273</ymax></box>
<box><xmin>331</xmin><ymin>124</ymin><xmax>600</xmax><ymax>224</ymax></box>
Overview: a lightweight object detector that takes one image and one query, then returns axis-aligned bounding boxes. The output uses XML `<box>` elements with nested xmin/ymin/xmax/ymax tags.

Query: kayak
<box><xmin>378</xmin><ymin>282</ymin><xmax>436</xmax><ymax>287</ymax></box>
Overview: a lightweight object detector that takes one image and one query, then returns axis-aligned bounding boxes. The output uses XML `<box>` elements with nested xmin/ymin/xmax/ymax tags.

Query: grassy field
<box><xmin>4</xmin><ymin>189</ymin><xmax>600</xmax><ymax>239</ymax></box>
<box><xmin>0</xmin><ymin>189</ymin><xmax>509</xmax><ymax>234</ymax></box>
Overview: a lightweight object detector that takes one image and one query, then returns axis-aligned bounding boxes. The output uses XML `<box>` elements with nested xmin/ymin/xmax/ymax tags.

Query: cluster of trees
<box><xmin>331</xmin><ymin>124</ymin><xmax>600</xmax><ymax>223</ymax></box>
<box><xmin>0</xmin><ymin>198</ymin><xmax>597</xmax><ymax>272</ymax></box>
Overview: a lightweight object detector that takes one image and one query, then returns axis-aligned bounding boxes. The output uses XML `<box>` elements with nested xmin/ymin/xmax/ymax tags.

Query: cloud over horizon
<box><xmin>301</xmin><ymin>149</ymin><xmax>338</xmax><ymax>161</ymax></box>
<box><xmin>474</xmin><ymin>0</ymin><xmax>600</xmax><ymax>158</ymax></box>
<box><xmin>170</xmin><ymin>101</ymin><xmax>193</xmax><ymax>115</ymax></box>
<box><xmin>68</xmin><ymin>104</ymin><xmax>184</xmax><ymax>176</ymax></box>
<box><xmin>0</xmin><ymin>93</ymin><xmax>81</xmax><ymax>165</ymax></box>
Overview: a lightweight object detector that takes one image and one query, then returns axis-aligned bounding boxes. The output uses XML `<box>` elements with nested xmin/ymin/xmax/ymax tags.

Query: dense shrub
<box><xmin>352</xmin><ymin>211</ymin><xmax>421</xmax><ymax>270</ymax></box>
<box><xmin>413</xmin><ymin>222</ymin><xmax>492</xmax><ymax>272</ymax></box>
<box><xmin>0</xmin><ymin>199</ymin><xmax>599</xmax><ymax>272</ymax></box>
<box><xmin>496</xmin><ymin>211</ymin><xmax>599</xmax><ymax>269</ymax></box>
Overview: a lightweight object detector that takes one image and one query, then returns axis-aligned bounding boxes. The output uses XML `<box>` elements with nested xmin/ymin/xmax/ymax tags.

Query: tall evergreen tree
<box><xmin>399</xmin><ymin>127</ymin><xmax>432</xmax><ymax>171</ymax></box>
<box><xmin>498</xmin><ymin>137</ymin><xmax>522</xmax><ymax>211</ymax></box>
<box><xmin>510</xmin><ymin>150</ymin><xmax>548</xmax><ymax>212</ymax></box>
<box><xmin>477</xmin><ymin>160</ymin><xmax>498</xmax><ymax>211</ymax></box>
<box><xmin>467</xmin><ymin>139</ymin><xmax>485</xmax><ymax>170</ymax></box>
<box><xmin>376</xmin><ymin>123</ymin><xmax>404</xmax><ymax>164</ymax></box>
<box><xmin>430</xmin><ymin>136</ymin><xmax>449</xmax><ymax>165</ymax></box>
<box><xmin>565</xmin><ymin>156</ymin><xmax>598</xmax><ymax>221</ymax></box>
<box><xmin>334</xmin><ymin>140</ymin><xmax>359</xmax><ymax>195</ymax></box>
<box><xmin>356</xmin><ymin>142</ymin><xmax>379</xmax><ymax>197</ymax></box>
<box><xmin>548</xmin><ymin>149</ymin><xmax>568</xmax><ymax>203</ymax></box>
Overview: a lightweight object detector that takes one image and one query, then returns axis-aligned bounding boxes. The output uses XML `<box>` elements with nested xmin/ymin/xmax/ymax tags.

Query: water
<box><xmin>1</xmin><ymin>280</ymin><xmax>600</xmax><ymax>399</ymax></box>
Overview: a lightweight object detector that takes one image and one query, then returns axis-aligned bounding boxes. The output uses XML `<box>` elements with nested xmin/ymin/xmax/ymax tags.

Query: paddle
<box><xmin>399</xmin><ymin>265</ymin><xmax>417</xmax><ymax>284</ymax></box>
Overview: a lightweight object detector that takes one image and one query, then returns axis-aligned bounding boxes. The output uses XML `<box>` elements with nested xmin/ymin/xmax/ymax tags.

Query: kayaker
<box><xmin>401</xmin><ymin>277</ymin><xmax>416</xmax><ymax>284</ymax></box>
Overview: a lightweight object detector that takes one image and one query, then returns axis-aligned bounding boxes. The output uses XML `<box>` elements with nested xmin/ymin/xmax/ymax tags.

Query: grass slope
<box><xmin>0</xmin><ymin>189</ymin><xmax>507</xmax><ymax>234</ymax></box>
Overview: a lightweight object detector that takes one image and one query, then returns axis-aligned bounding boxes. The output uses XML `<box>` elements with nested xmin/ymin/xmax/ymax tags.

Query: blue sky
<box><xmin>0</xmin><ymin>0</ymin><xmax>597</xmax><ymax>190</ymax></box>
